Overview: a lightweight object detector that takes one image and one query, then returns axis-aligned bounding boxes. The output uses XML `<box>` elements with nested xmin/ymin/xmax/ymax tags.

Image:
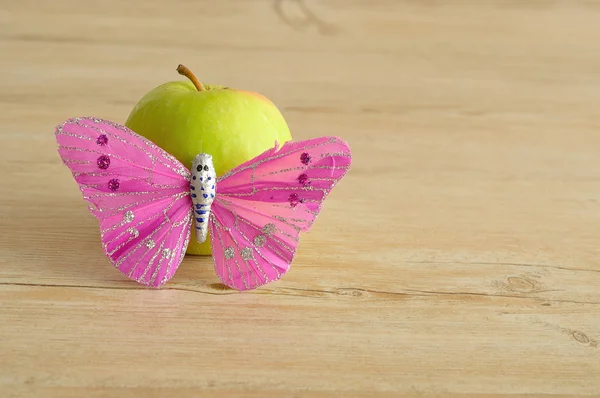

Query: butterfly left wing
<box><xmin>209</xmin><ymin>136</ymin><xmax>352</xmax><ymax>290</ymax></box>
<box><xmin>55</xmin><ymin>117</ymin><xmax>193</xmax><ymax>286</ymax></box>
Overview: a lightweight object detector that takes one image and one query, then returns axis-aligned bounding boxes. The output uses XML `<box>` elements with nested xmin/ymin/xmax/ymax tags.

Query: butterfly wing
<box><xmin>210</xmin><ymin>137</ymin><xmax>351</xmax><ymax>290</ymax></box>
<box><xmin>55</xmin><ymin>117</ymin><xmax>193</xmax><ymax>287</ymax></box>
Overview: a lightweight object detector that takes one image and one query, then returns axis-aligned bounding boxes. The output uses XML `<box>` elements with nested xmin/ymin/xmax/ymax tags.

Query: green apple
<box><xmin>124</xmin><ymin>65</ymin><xmax>292</xmax><ymax>255</ymax></box>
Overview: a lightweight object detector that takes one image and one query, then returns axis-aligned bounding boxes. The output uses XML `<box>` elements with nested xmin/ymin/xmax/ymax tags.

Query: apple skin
<box><xmin>125</xmin><ymin>80</ymin><xmax>292</xmax><ymax>255</ymax></box>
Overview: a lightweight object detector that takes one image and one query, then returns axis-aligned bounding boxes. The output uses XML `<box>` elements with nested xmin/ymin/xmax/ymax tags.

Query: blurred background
<box><xmin>7</xmin><ymin>0</ymin><xmax>596</xmax><ymax>265</ymax></box>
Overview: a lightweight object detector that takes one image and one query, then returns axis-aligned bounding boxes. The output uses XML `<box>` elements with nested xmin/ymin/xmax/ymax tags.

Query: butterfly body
<box><xmin>55</xmin><ymin>117</ymin><xmax>352</xmax><ymax>291</ymax></box>
<box><xmin>190</xmin><ymin>153</ymin><xmax>216</xmax><ymax>243</ymax></box>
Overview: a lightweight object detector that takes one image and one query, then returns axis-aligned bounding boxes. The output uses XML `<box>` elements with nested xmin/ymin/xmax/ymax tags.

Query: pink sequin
<box><xmin>297</xmin><ymin>173</ymin><xmax>308</xmax><ymax>186</ymax></box>
<box><xmin>108</xmin><ymin>178</ymin><xmax>120</xmax><ymax>191</ymax></box>
<box><xmin>96</xmin><ymin>134</ymin><xmax>108</xmax><ymax>146</ymax></box>
<box><xmin>288</xmin><ymin>193</ymin><xmax>301</xmax><ymax>207</ymax></box>
<box><xmin>97</xmin><ymin>155</ymin><xmax>110</xmax><ymax>169</ymax></box>
<box><xmin>300</xmin><ymin>152</ymin><xmax>311</xmax><ymax>165</ymax></box>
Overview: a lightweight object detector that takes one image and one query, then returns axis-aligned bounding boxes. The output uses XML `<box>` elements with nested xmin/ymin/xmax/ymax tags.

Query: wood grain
<box><xmin>1</xmin><ymin>0</ymin><xmax>600</xmax><ymax>396</ymax></box>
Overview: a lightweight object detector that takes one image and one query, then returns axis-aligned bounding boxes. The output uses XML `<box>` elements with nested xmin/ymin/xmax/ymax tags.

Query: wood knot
<box><xmin>334</xmin><ymin>288</ymin><xmax>364</xmax><ymax>297</ymax></box>
<box><xmin>494</xmin><ymin>275</ymin><xmax>545</xmax><ymax>295</ymax></box>
<box><xmin>572</xmin><ymin>331</ymin><xmax>590</xmax><ymax>344</ymax></box>
<box><xmin>507</xmin><ymin>276</ymin><xmax>536</xmax><ymax>291</ymax></box>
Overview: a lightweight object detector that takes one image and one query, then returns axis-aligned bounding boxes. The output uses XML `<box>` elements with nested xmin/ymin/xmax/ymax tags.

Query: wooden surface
<box><xmin>1</xmin><ymin>1</ymin><xmax>600</xmax><ymax>396</ymax></box>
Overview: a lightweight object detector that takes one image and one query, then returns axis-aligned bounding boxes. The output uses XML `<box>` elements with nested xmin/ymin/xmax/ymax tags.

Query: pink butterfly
<box><xmin>54</xmin><ymin>117</ymin><xmax>352</xmax><ymax>290</ymax></box>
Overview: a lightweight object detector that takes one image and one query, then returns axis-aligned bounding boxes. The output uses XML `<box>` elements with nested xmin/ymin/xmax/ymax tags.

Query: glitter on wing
<box><xmin>208</xmin><ymin>136</ymin><xmax>352</xmax><ymax>290</ymax></box>
<box><xmin>55</xmin><ymin>117</ymin><xmax>193</xmax><ymax>287</ymax></box>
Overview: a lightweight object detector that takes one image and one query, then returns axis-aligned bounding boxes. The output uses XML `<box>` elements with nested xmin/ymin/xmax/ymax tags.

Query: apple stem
<box><xmin>176</xmin><ymin>64</ymin><xmax>205</xmax><ymax>91</ymax></box>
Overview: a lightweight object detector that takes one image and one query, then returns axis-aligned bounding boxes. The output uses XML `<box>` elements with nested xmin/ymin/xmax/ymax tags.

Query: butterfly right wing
<box><xmin>209</xmin><ymin>137</ymin><xmax>352</xmax><ymax>290</ymax></box>
<box><xmin>208</xmin><ymin>196</ymin><xmax>301</xmax><ymax>290</ymax></box>
<box><xmin>55</xmin><ymin>117</ymin><xmax>193</xmax><ymax>286</ymax></box>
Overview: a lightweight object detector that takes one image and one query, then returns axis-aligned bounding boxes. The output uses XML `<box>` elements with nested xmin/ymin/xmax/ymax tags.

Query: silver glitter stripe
<box><xmin>58</xmin><ymin>133</ymin><xmax>189</xmax><ymax>180</ymax></box>
<box><xmin>320</xmin><ymin>152</ymin><xmax>351</xmax><ymax>158</ymax></box>
<box><xmin>118</xmin><ymin>218</ymin><xmax>169</xmax><ymax>269</ymax></box>
<box><xmin>62</xmin><ymin>158</ymin><xmax>92</xmax><ymax>165</ymax></box>
<box><xmin>80</xmin><ymin>183</ymin><xmax>102</xmax><ymax>189</ymax></box>
<box><xmin>172</xmin><ymin>213</ymin><xmax>192</xmax><ymax>228</ymax></box>
<box><xmin>55</xmin><ymin>129</ymin><xmax>92</xmax><ymax>141</ymax></box>
<box><xmin>307</xmin><ymin>177</ymin><xmax>339</xmax><ymax>181</ymax></box>
<box><xmin>211</xmin><ymin>221</ymin><xmax>248</xmax><ymax>289</ymax></box>
<box><xmin>103</xmin><ymin>207</ymin><xmax>166</xmax><ymax>249</ymax></box>
<box><xmin>101</xmin><ymin>191</ymin><xmax>189</xmax><ymax>219</ymax></box>
<box><xmin>68</xmin><ymin>119</ymin><xmax>191</xmax><ymax>179</ymax></box>
<box><xmin>221</xmin><ymin>185</ymin><xmax>328</xmax><ymax>198</ymax></box>
<box><xmin>160</xmin><ymin>210</ymin><xmax>192</xmax><ymax>285</ymax></box>
<box><xmin>216</xmin><ymin>214</ymin><xmax>284</xmax><ymax>281</ymax></box>
<box><xmin>85</xmin><ymin>189</ymin><xmax>185</xmax><ymax>199</ymax></box>
<box><xmin>105</xmin><ymin>193</ymin><xmax>187</xmax><ymax>247</ymax></box>
<box><xmin>266</xmin><ymin>166</ymin><xmax>306</xmax><ymax>176</ymax></box>
<box><xmin>216</xmin><ymin>216</ymin><xmax>250</xmax><ymax>288</ymax></box>
<box><xmin>59</xmin><ymin>144</ymin><xmax>162</xmax><ymax>180</ymax></box>
<box><xmin>144</xmin><ymin>221</ymin><xmax>175</xmax><ymax>285</ymax></box>
<box><xmin>73</xmin><ymin>170</ymin><xmax>187</xmax><ymax>190</ymax></box>
<box><xmin>171</xmin><ymin>220</ymin><xmax>192</xmax><ymax>283</ymax></box>
<box><xmin>217</xmin><ymin>139</ymin><xmax>348</xmax><ymax>183</ymax></box>
<box><xmin>105</xmin><ymin>217</ymin><xmax>150</xmax><ymax>252</ymax></box>
<box><xmin>160</xmin><ymin>193</ymin><xmax>189</xmax><ymax>223</ymax></box>
<box><xmin>269</xmin><ymin>204</ymin><xmax>317</xmax><ymax>222</ymax></box>
<box><xmin>214</xmin><ymin>200</ymin><xmax>288</xmax><ymax>278</ymax></box>
<box><xmin>255</xmin><ymin>244</ymin><xmax>283</xmax><ymax>279</ymax></box>
<box><xmin>92</xmin><ymin>118</ymin><xmax>189</xmax><ymax>178</ymax></box>
<box><xmin>312</xmin><ymin>164</ymin><xmax>349</xmax><ymax>169</ymax></box>
<box><xmin>273</xmin><ymin>215</ymin><xmax>303</xmax><ymax>232</ymax></box>
<box><xmin>58</xmin><ymin>141</ymin><xmax>188</xmax><ymax>182</ymax></box>
<box><xmin>216</xmin><ymin>197</ymin><xmax>307</xmax><ymax>233</ymax></box>
<box><xmin>278</xmin><ymin>229</ymin><xmax>300</xmax><ymax>242</ymax></box>
<box><xmin>289</xmin><ymin>217</ymin><xmax>309</xmax><ymax>223</ymax></box>
<box><xmin>106</xmin><ymin>228</ymin><xmax>139</xmax><ymax>256</ymax></box>
<box><xmin>85</xmin><ymin>120</ymin><xmax>190</xmax><ymax>179</ymax></box>
<box><xmin>233</xmin><ymin>257</ymin><xmax>250</xmax><ymax>290</ymax></box>
<box><xmin>264</xmin><ymin>165</ymin><xmax>349</xmax><ymax>177</ymax></box>
<box><xmin>271</xmin><ymin>202</ymin><xmax>321</xmax><ymax>215</ymax></box>
<box><xmin>235</xmin><ymin>215</ymin><xmax>295</xmax><ymax>255</ymax></box>
<box><xmin>211</xmin><ymin>215</ymin><xmax>234</xmax><ymax>286</ymax></box>
<box><xmin>252</xmin><ymin>256</ymin><xmax>269</xmax><ymax>283</ymax></box>
<box><xmin>212</xmin><ymin>218</ymin><xmax>250</xmax><ymax>289</ymax></box>
<box><xmin>73</xmin><ymin>171</ymin><xmax>182</xmax><ymax>181</ymax></box>
<box><xmin>162</xmin><ymin>208</ymin><xmax>171</xmax><ymax>223</ymax></box>
<box><xmin>210</xmin><ymin>214</ymin><xmax>234</xmax><ymax>286</ymax></box>
<box><xmin>147</xmin><ymin>251</ymin><xmax>167</xmax><ymax>285</ymax></box>
<box><xmin>138</xmin><ymin>232</ymin><xmax>168</xmax><ymax>283</ymax></box>
<box><xmin>125</xmin><ymin>239</ymin><xmax>157</xmax><ymax>277</ymax></box>
<box><xmin>235</xmin><ymin>226</ymin><xmax>273</xmax><ymax>282</ymax></box>
<box><xmin>88</xmin><ymin>193</ymin><xmax>185</xmax><ymax>225</ymax></box>
<box><xmin>265</xmin><ymin>242</ymin><xmax>290</xmax><ymax>263</ymax></box>
<box><xmin>101</xmin><ymin>212</ymin><xmax>144</xmax><ymax>236</ymax></box>
<box><xmin>56</xmin><ymin>117</ymin><xmax>188</xmax><ymax>183</ymax></box>
<box><xmin>132</xmin><ymin>207</ymin><xmax>191</xmax><ymax>285</ymax></box>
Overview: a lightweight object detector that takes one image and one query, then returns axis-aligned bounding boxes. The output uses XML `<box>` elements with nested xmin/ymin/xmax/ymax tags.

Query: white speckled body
<box><xmin>191</xmin><ymin>153</ymin><xmax>216</xmax><ymax>243</ymax></box>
